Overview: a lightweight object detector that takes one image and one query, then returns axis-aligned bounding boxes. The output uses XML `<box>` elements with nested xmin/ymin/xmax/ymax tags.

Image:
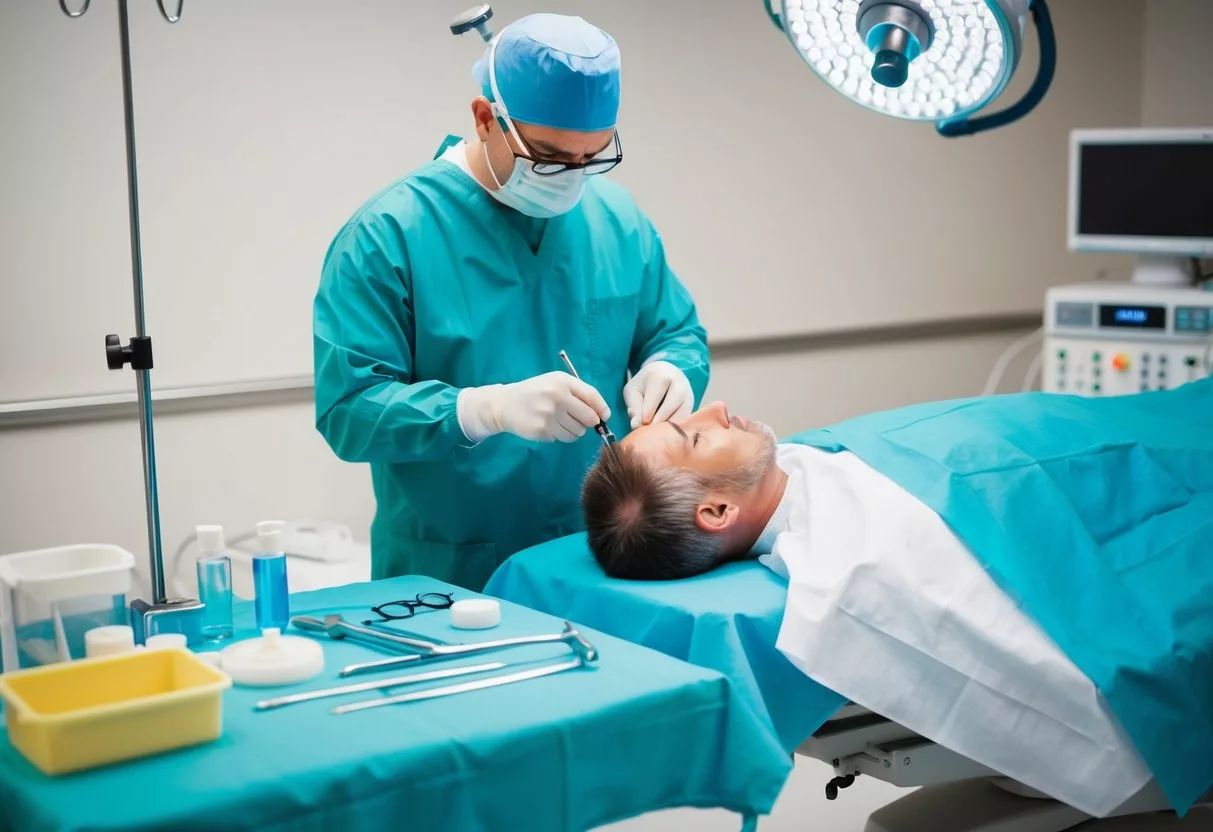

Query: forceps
<box><xmin>292</xmin><ymin>615</ymin><xmax>599</xmax><ymax>677</ymax></box>
<box><xmin>558</xmin><ymin>350</ymin><xmax>616</xmax><ymax>446</ymax></box>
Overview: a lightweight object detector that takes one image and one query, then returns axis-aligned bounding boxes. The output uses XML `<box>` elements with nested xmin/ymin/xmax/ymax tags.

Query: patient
<box><xmin>581</xmin><ymin>401</ymin><xmax>791</xmax><ymax>579</ymax></box>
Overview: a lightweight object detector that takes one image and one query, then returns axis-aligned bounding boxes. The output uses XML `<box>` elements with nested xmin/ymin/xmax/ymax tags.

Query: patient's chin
<box><xmin>756</xmin><ymin>431</ymin><xmax>778</xmax><ymax>472</ymax></box>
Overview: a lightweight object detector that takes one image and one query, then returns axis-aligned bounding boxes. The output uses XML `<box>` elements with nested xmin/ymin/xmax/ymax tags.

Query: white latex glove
<box><xmin>622</xmin><ymin>360</ymin><xmax>694</xmax><ymax>429</ymax></box>
<box><xmin>458</xmin><ymin>372</ymin><xmax>611</xmax><ymax>444</ymax></box>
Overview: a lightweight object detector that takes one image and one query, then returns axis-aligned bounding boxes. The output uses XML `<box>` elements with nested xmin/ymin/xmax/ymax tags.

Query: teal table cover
<box><xmin>0</xmin><ymin>576</ymin><xmax>792</xmax><ymax>831</ymax></box>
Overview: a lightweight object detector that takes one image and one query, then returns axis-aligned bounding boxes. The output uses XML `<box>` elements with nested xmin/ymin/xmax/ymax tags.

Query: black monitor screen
<box><xmin>1077</xmin><ymin>142</ymin><xmax>1213</xmax><ymax>239</ymax></box>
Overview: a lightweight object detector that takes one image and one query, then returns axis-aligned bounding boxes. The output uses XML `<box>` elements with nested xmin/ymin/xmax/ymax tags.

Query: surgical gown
<box><xmin>313</xmin><ymin>139</ymin><xmax>709</xmax><ymax>591</ymax></box>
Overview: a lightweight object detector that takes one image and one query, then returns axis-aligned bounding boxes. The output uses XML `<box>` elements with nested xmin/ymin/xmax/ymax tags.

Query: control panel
<box><xmin>1043</xmin><ymin>282</ymin><xmax>1212</xmax><ymax>397</ymax></box>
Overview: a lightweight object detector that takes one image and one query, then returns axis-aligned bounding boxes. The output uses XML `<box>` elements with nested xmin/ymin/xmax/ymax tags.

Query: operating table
<box><xmin>799</xmin><ymin>703</ymin><xmax>1212</xmax><ymax>831</ymax></box>
<box><xmin>484</xmin><ymin>536</ymin><xmax>1213</xmax><ymax>832</ymax></box>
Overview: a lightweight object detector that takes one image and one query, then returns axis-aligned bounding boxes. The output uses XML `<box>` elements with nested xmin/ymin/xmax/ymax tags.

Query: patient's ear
<box><xmin>694</xmin><ymin>500</ymin><xmax>740</xmax><ymax>535</ymax></box>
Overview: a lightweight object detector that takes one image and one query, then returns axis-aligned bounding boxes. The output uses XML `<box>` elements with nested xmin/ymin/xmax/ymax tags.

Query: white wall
<box><xmin>0</xmin><ymin>0</ymin><xmax>1140</xmax><ymax>403</ymax></box>
<box><xmin>1142</xmin><ymin>0</ymin><xmax>1213</xmax><ymax>126</ymax></box>
<box><xmin>0</xmin><ymin>1</ymin><xmax>1181</xmax><ymax>829</ymax></box>
<box><xmin>0</xmin><ymin>0</ymin><xmax>1146</xmax><ymax>552</ymax></box>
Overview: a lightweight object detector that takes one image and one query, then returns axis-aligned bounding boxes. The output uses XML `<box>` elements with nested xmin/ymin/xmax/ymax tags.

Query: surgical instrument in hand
<box><xmin>254</xmin><ymin>661</ymin><xmax>505</xmax><ymax>712</ymax></box>
<box><xmin>333</xmin><ymin>645</ymin><xmax>597</xmax><ymax>715</ymax></box>
<box><xmin>558</xmin><ymin>350</ymin><xmax>616</xmax><ymax>445</ymax></box>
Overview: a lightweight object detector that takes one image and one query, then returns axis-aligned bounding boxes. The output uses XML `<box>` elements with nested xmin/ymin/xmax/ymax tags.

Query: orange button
<box><xmin>1111</xmin><ymin>353</ymin><xmax>1131</xmax><ymax>372</ymax></box>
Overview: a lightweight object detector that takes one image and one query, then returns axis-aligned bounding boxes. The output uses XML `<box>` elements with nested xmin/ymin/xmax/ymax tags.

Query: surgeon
<box><xmin>312</xmin><ymin>13</ymin><xmax>710</xmax><ymax>591</ymax></box>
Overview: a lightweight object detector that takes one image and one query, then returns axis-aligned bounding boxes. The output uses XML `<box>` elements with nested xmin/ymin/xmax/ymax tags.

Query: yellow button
<box><xmin>1112</xmin><ymin>353</ymin><xmax>1131</xmax><ymax>372</ymax></box>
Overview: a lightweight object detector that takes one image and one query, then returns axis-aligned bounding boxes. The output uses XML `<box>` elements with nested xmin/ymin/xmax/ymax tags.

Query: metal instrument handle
<box><xmin>291</xmin><ymin>615</ymin><xmax>438</xmax><ymax>653</ymax></box>
<box><xmin>338</xmin><ymin>633</ymin><xmax>563</xmax><ymax>677</ymax></box>
<box><xmin>431</xmin><ymin>629</ymin><xmax>569</xmax><ymax>657</ymax></box>
<box><xmin>333</xmin><ymin>656</ymin><xmax>587</xmax><ymax>714</ymax></box>
<box><xmin>255</xmin><ymin>661</ymin><xmax>504</xmax><ymax>711</ymax></box>
<box><xmin>557</xmin><ymin>350</ymin><xmax>616</xmax><ymax>446</ymax></box>
<box><xmin>337</xmin><ymin>623</ymin><xmax>591</xmax><ymax>677</ymax></box>
<box><xmin>339</xmin><ymin>652</ymin><xmax>432</xmax><ymax>677</ymax></box>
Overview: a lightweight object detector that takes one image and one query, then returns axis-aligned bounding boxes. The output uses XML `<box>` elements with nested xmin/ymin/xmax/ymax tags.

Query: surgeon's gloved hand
<box><xmin>458</xmin><ymin>372</ymin><xmax>611</xmax><ymax>444</ymax></box>
<box><xmin>623</xmin><ymin>360</ymin><xmax>694</xmax><ymax>429</ymax></box>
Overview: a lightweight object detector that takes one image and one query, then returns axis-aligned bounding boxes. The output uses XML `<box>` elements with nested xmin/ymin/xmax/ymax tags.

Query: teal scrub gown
<box><xmin>313</xmin><ymin>138</ymin><xmax>710</xmax><ymax>591</ymax></box>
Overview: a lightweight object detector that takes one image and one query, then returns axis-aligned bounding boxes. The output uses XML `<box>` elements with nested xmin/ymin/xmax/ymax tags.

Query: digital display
<box><xmin>1077</xmin><ymin>142</ymin><xmax>1213</xmax><ymax>239</ymax></box>
<box><xmin>1099</xmin><ymin>304</ymin><xmax>1166</xmax><ymax>329</ymax></box>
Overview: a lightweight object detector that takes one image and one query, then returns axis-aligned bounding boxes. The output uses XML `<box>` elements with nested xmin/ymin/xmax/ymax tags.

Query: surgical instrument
<box><xmin>292</xmin><ymin>615</ymin><xmax>438</xmax><ymax>655</ymax></box>
<box><xmin>558</xmin><ymin>350</ymin><xmax>616</xmax><ymax>445</ymax></box>
<box><xmin>292</xmin><ymin>614</ymin><xmax>597</xmax><ymax>677</ymax></box>
<box><xmin>333</xmin><ymin>644</ymin><xmax>597</xmax><ymax>715</ymax></box>
<box><xmin>254</xmin><ymin>661</ymin><xmax>505</xmax><ymax>711</ymax></box>
<box><xmin>337</xmin><ymin>619</ymin><xmax>597</xmax><ymax>678</ymax></box>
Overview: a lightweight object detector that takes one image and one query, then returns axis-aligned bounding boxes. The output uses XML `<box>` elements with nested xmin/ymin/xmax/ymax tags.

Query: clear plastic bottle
<box><xmin>195</xmin><ymin>524</ymin><xmax>233</xmax><ymax>641</ymax></box>
<box><xmin>252</xmin><ymin>521</ymin><xmax>290</xmax><ymax>631</ymax></box>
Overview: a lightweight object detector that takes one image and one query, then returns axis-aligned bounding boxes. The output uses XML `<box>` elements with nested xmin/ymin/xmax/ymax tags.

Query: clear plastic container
<box><xmin>0</xmin><ymin>545</ymin><xmax>136</xmax><ymax>673</ymax></box>
<box><xmin>252</xmin><ymin>524</ymin><xmax>289</xmax><ymax>632</ymax></box>
<box><xmin>194</xmin><ymin>525</ymin><xmax>233</xmax><ymax>642</ymax></box>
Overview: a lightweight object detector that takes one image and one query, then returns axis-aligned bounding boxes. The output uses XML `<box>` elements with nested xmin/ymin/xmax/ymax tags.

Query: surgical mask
<box><xmin>482</xmin><ymin>139</ymin><xmax>587</xmax><ymax>218</ymax></box>
<box><xmin>482</xmin><ymin>33</ymin><xmax>588</xmax><ymax>219</ymax></box>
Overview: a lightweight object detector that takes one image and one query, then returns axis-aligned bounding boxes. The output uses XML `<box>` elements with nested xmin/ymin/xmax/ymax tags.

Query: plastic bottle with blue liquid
<box><xmin>252</xmin><ymin>521</ymin><xmax>290</xmax><ymax>631</ymax></box>
<box><xmin>195</xmin><ymin>525</ymin><xmax>233</xmax><ymax>641</ymax></box>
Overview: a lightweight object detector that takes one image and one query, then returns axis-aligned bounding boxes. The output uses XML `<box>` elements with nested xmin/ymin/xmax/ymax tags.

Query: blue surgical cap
<box><xmin>472</xmin><ymin>13</ymin><xmax>621</xmax><ymax>132</ymax></box>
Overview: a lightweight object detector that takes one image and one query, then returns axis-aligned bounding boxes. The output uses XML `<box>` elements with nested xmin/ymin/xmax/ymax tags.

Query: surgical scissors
<box><xmin>558</xmin><ymin>350</ymin><xmax>616</xmax><ymax>446</ymax></box>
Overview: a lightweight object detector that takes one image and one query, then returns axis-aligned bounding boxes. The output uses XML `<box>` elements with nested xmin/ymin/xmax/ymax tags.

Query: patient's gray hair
<box><xmin>580</xmin><ymin>446</ymin><xmax>768</xmax><ymax>581</ymax></box>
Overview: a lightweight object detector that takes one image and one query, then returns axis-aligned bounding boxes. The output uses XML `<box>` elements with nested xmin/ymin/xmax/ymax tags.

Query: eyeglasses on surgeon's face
<box><xmin>508</xmin><ymin>128</ymin><xmax>623</xmax><ymax>177</ymax></box>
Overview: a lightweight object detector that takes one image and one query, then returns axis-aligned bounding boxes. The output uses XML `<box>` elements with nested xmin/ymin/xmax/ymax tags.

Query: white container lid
<box><xmin>450</xmin><ymin>598</ymin><xmax>502</xmax><ymax>630</ymax></box>
<box><xmin>196</xmin><ymin>525</ymin><xmax>225</xmax><ymax>556</ymax></box>
<box><xmin>256</xmin><ymin>528</ymin><xmax>282</xmax><ymax>555</ymax></box>
<box><xmin>145</xmin><ymin>633</ymin><xmax>189</xmax><ymax>650</ymax></box>
<box><xmin>220</xmin><ymin>628</ymin><xmax>324</xmax><ymax>687</ymax></box>
<box><xmin>85</xmin><ymin>625</ymin><xmax>136</xmax><ymax>658</ymax></box>
<box><xmin>256</xmin><ymin>521</ymin><xmax>286</xmax><ymax>536</ymax></box>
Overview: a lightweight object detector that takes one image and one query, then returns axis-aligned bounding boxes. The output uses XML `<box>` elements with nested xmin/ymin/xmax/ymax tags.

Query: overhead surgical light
<box><xmin>765</xmin><ymin>0</ymin><xmax>1056</xmax><ymax>137</ymax></box>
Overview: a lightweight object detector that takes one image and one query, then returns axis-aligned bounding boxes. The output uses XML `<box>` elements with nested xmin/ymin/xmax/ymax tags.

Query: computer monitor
<box><xmin>1067</xmin><ymin>127</ymin><xmax>1213</xmax><ymax>285</ymax></box>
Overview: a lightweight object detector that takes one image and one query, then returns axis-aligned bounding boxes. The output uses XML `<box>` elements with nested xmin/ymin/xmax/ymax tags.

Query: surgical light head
<box><xmin>858</xmin><ymin>2</ymin><xmax>934</xmax><ymax>89</ymax></box>
<box><xmin>450</xmin><ymin>5</ymin><xmax>495</xmax><ymax>43</ymax></box>
<box><xmin>765</xmin><ymin>0</ymin><xmax>1056</xmax><ymax>138</ymax></box>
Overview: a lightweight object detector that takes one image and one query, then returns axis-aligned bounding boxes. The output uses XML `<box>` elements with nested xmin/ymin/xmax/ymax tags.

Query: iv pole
<box><xmin>59</xmin><ymin>0</ymin><xmax>200</xmax><ymax>639</ymax></box>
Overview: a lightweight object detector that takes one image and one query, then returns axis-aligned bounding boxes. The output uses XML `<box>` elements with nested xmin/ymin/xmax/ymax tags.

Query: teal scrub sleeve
<box><xmin>629</xmin><ymin>219</ymin><xmax>711</xmax><ymax>406</ymax></box>
<box><xmin>313</xmin><ymin>223</ymin><xmax>467</xmax><ymax>464</ymax></box>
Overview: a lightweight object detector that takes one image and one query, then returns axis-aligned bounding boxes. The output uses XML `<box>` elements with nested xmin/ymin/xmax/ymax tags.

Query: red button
<box><xmin>1112</xmin><ymin>353</ymin><xmax>1131</xmax><ymax>372</ymax></box>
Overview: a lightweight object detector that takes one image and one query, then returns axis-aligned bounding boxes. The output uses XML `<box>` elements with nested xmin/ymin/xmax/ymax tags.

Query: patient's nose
<box><xmin>696</xmin><ymin>401</ymin><xmax>731</xmax><ymax>428</ymax></box>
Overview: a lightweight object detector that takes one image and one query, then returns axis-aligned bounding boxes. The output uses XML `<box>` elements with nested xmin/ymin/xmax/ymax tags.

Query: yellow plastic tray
<box><xmin>0</xmin><ymin>647</ymin><xmax>231</xmax><ymax>775</ymax></box>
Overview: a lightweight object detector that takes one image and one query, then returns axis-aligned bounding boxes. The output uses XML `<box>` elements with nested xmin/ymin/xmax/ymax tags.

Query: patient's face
<box><xmin>622</xmin><ymin>401</ymin><xmax>776</xmax><ymax>477</ymax></box>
